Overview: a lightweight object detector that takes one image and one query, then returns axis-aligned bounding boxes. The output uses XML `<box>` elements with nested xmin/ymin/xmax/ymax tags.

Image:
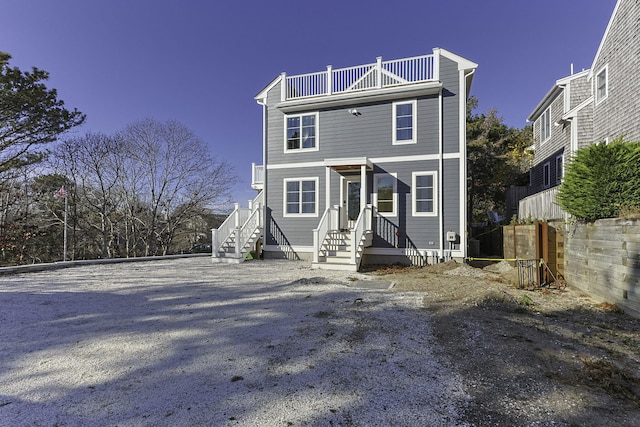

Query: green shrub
<box><xmin>557</xmin><ymin>139</ymin><xmax>640</xmax><ymax>221</ymax></box>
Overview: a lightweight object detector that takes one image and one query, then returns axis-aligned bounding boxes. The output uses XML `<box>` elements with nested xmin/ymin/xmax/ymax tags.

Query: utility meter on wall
<box><xmin>446</xmin><ymin>231</ymin><xmax>457</xmax><ymax>242</ymax></box>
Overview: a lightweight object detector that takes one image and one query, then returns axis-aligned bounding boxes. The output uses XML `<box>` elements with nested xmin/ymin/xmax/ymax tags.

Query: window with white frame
<box><xmin>555</xmin><ymin>155</ymin><xmax>563</xmax><ymax>185</ymax></box>
<box><xmin>596</xmin><ymin>65</ymin><xmax>608</xmax><ymax>104</ymax></box>
<box><xmin>412</xmin><ymin>172</ymin><xmax>437</xmax><ymax>216</ymax></box>
<box><xmin>392</xmin><ymin>100</ymin><xmax>417</xmax><ymax>144</ymax></box>
<box><xmin>373</xmin><ymin>173</ymin><xmax>397</xmax><ymax>216</ymax></box>
<box><xmin>285</xmin><ymin>113</ymin><xmax>318</xmax><ymax>151</ymax></box>
<box><xmin>540</xmin><ymin>108</ymin><xmax>550</xmax><ymax>143</ymax></box>
<box><xmin>284</xmin><ymin>178</ymin><xmax>318</xmax><ymax>216</ymax></box>
<box><xmin>543</xmin><ymin>162</ymin><xmax>551</xmax><ymax>188</ymax></box>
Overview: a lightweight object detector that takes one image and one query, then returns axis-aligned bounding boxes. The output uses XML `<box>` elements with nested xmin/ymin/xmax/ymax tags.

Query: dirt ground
<box><xmin>368</xmin><ymin>260</ymin><xmax>640</xmax><ymax>426</ymax></box>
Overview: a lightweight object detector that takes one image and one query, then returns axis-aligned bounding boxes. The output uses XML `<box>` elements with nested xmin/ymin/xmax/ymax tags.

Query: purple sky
<box><xmin>1</xmin><ymin>0</ymin><xmax>616</xmax><ymax>206</ymax></box>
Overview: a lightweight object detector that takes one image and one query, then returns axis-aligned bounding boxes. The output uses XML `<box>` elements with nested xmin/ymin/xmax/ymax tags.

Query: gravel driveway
<box><xmin>0</xmin><ymin>258</ymin><xmax>468</xmax><ymax>426</ymax></box>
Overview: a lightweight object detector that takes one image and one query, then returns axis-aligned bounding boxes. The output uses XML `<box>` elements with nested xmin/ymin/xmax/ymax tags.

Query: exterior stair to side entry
<box><xmin>211</xmin><ymin>192</ymin><xmax>263</xmax><ymax>264</ymax></box>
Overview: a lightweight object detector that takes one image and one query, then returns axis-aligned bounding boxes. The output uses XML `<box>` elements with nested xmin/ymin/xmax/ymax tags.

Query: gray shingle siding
<box><xmin>592</xmin><ymin>0</ymin><xmax>640</xmax><ymax>143</ymax></box>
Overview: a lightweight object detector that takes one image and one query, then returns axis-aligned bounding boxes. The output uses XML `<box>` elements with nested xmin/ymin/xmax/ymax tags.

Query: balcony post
<box><xmin>234</xmin><ymin>203</ymin><xmax>240</xmax><ymax>228</ymax></box>
<box><xmin>326</xmin><ymin>65</ymin><xmax>333</xmax><ymax>95</ymax></box>
<box><xmin>312</xmin><ymin>229</ymin><xmax>319</xmax><ymax>263</ymax></box>
<box><xmin>280</xmin><ymin>72</ymin><xmax>287</xmax><ymax>101</ymax></box>
<box><xmin>376</xmin><ymin>56</ymin><xmax>382</xmax><ymax>88</ymax></box>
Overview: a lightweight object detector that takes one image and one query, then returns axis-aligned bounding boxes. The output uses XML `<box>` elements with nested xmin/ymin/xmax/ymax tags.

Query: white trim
<box><xmin>266</xmin><ymin>153</ymin><xmax>461</xmax><ymax>171</ymax></box>
<box><xmin>540</xmin><ymin>107</ymin><xmax>551</xmax><ymax>144</ymax></box>
<box><xmin>595</xmin><ymin>64</ymin><xmax>608</xmax><ymax>105</ymax></box>
<box><xmin>412</xmin><ymin>171</ymin><xmax>438</xmax><ymax>216</ymax></box>
<box><xmin>284</xmin><ymin>112</ymin><xmax>319</xmax><ymax>153</ymax></box>
<box><xmin>373</xmin><ymin>172</ymin><xmax>397</xmax><ymax>217</ymax></box>
<box><xmin>283</xmin><ymin>177</ymin><xmax>319</xmax><ymax>217</ymax></box>
<box><xmin>392</xmin><ymin>100</ymin><xmax>417</xmax><ymax>145</ymax></box>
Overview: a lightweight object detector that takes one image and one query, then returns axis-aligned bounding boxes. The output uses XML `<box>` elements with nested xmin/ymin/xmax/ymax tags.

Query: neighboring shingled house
<box><xmin>212</xmin><ymin>48</ymin><xmax>477</xmax><ymax>270</ymax></box>
<box><xmin>519</xmin><ymin>0</ymin><xmax>640</xmax><ymax>220</ymax></box>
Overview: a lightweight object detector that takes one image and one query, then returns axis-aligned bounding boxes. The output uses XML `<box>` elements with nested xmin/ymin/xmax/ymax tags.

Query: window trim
<box><xmin>283</xmin><ymin>177</ymin><xmax>319</xmax><ymax>217</ymax></box>
<box><xmin>595</xmin><ymin>64</ymin><xmax>608</xmax><ymax>105</ymax></box>
<box><xmin>543</xmin><ymin>162</ymin><xmax>551</xmax><ymax>189</ymax></box>
<box><xmin>412</xmin><ymin>171</ymin><xmax>437</xmax><ymax>217</ymax></box>
<box><xmin>373</xmin><ymin>173</ymin><xmax>398</xmax><ymax>217</ymax></box>
<box><xmin>555</xmin><ymin>154</ymin><xmax>563</xmax><ymax>185</ymax></box>
<box><xmin>283</xmin><ymin>112</ymin><xmax>319</xmax><ymax>153</ymax></box>
<box><xmin>392</xmin><ymin>100</ymin><xmax>417</xmax><ymax>145</ymax></box>
<box><xmin>540</xmin><ymin>108</ymin><xmax>551</xmax><ymax>144</ymax></box>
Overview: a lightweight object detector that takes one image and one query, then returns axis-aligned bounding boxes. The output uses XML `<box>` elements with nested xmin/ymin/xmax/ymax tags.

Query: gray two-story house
<box><xmin>213</xmin><ymin>48</ymin><xmax>477</xmax><ymax>270</ymax></box>
<box><xmin>520</xmin><ymin>0</ymin><xmax>640</xmax><ymax>220</ymax></box>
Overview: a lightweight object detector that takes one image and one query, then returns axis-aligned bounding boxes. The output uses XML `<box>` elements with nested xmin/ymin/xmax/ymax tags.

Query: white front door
<box><xmin>342</xmin><ymin>176</ymin><xmax>361</xmax><ymax>230</ymax></box>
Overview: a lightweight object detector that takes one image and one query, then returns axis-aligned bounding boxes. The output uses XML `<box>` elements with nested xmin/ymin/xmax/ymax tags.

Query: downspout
<box><xmin>256</xmin><ymin>96</ymin><xmax>268</xmax><ymax>252</ymax></box>
<box><xmin>462</xmin><ymin>68</ymin><xmax>476</xmax><ymax>260</ymax></box>
<box><xmin>438</xmin><ymin>86</ymin><xmax>444</xmax><ymax>260</ymax></box>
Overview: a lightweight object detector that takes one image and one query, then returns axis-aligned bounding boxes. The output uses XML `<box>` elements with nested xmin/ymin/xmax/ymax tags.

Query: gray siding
<box><xmin>440</xmin><ymin>57</ymin><xmax>462</xmax><ymax>154</ymax></box>
<box><xmin>592</xmin><ymin>0</ymin><xmax>640</xmax><ymax>143</ymax></box>
<box><xmin>259</xmin><ymin>49</ymin><xmax>471</xmax><ymax>259</ymax></box>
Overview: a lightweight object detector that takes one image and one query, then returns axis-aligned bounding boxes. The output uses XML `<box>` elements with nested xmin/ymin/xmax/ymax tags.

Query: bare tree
<box><xmin>119</xmin><ymin>119</ymin><xmax>236</xmax><ymax>255</ymax></box>
<box><xmin>53</xmin><ymin>133</ymin><xmax>124</xmax><ymax>258</ymax></box>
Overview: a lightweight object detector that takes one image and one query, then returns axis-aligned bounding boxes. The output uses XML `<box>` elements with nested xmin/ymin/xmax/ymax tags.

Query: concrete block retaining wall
<box><xmin>565</xmin><ymin>218</ymin><xmax>640</xmax><ymax>318</ymax></box>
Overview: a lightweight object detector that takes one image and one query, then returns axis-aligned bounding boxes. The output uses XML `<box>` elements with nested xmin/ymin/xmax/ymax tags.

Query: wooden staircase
<box><xmin>313</xmin><ymin>230</ymin><xmax>372</xmax><ymax>271</ymax></box>
<box><xmin>311</xmin><ymin>205</ymin><xmax>374</xmax><ymax>272</ymax></box>
<box><xmin>211</xmin><ymin>192</ymin><xmax>263</xmax><ymax>264</ymax></box>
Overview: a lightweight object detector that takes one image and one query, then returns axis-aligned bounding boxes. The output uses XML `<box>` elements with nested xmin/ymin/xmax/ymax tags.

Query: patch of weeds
<box><xmin>580</xmin><ymin>356</ymin><xmax>639</xmax><ymax>402</ymax></box>
<box><xmin>518</xmin><ymin>293</ymin><xmax>537</xmax><ymax>307</ymax></box>
<box><xmin>622</xmin><ymin>336</ymin><xmax>639</xmax><ymax>349</ymax></box>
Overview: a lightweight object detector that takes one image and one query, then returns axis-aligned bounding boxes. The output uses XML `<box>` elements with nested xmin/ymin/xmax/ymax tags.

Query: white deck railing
<box><xmin>212</xmin><ymin>192</ymin><xmax>263</xmax><ymax>258</ymax></box>
<box><xmin>312</xmin><ymin>206</ymin><xmax>340</xmax><ymax>264</ymax></box>
<box><xmin>283</xmin><ymin>54</ymin><xmax>437</xmax><ymax>101</ymax></box>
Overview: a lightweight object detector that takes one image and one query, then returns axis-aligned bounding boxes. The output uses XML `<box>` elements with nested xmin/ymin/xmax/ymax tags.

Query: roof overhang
<box><xmin>276</xmin><ymin>81</ymin><xmax>442</xmax><ymax>113</ymax></box>
<box><xmin>324</xmin><ymin>157</ymin><xmax>373</xmax><ymax>172</ymax></box>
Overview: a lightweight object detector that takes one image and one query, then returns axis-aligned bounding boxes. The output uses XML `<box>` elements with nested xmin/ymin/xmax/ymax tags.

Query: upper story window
<box><xmin>540</xmin><ymin>108</ymin><xmax>551</xmax><ymax>143</ymax></box>
<box><xmin>595</xmin><ymin>65</ymin><xmax>608</xmax><ymax>104</ymax></box>
<box><xmin>412</xmin><ymin>171</ymin><xmax>437</xmax><ymax>216</ymax></box>
<box><xmin>392</xmin><ymin>100</ymin><xmax>417</xmax><ymax>144</ymax></box>
<box><xmin>284</xmin><ymin>177</ymin><xmax>318</xmax><ymax>217</ymax></box>
<box><xmin>285</xmin><ymin>113</ymin><xmax>318</xmax><ymax>152</ymax></box>
<box><xmin>373</xmin><ymin>173</ymin><xmax>397</xmax><ymax>216</ymax></box>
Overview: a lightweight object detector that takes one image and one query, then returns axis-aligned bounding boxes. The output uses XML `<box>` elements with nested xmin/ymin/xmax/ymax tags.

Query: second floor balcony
<box><xmin>281</xmin><ymin>54</ymin><xmax>438</xmax><ymax>103</ymax></box>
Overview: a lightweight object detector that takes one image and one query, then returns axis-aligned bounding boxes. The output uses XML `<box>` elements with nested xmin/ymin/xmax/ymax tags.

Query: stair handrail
<box><xmin>312</xmin><ymin>205</ymin><xmax>340</xmax><ymax>263</ymax></box>
<box><xmin>235</xmin><ymin>204</ymin><xmax>262</xmax><ymax>258</ymax></box>
<box><xmin>211</xmin><ymin>192</ymin><xmax>263</xmax><ymax>258</ymax></box>
<box><xmin>351</xmin><ymin>204</ymin><xmax>373</xmax><ymax>269</ymax></box>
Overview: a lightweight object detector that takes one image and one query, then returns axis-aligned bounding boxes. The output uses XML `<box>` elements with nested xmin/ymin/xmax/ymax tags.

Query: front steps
<box><xmin>312</xmin><ymin>230</ymin><xmax>371</xmax><ymax>271</ymax></box>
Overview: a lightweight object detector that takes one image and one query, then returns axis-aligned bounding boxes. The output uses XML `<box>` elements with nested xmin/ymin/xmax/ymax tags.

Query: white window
<box><xmin>543</xmin><ymin>162</ymin><xmax>551</xmax><ymax>188</ymax></box>
<box><xmin>392</xmin><ymin>100</ymin><xmax>417</xmax><ymax>144</ymax></box>
<box><xmin>540</xmin><ymin>108</ymin><xmax>550</xmax><ymax>143</ymax></box>
<box><xmin>595</xmin><ymin>65</ymin><xmax>608</xmax><ymax>104</ymax></box>
<box><xmin>285</xmin><ymin>113</ymin><xmax>318</xmax><ymax>152</ymax></box>
<box><xmin>373</xmin><ymin>173</ymin><xmax>397</xmax><ymax>216</ymax></box>
<box><xmin>412</xmin><ymin>172</ymin><xmax>437</xmax><ymax>216</ymax></box>
<box><xmin>555</xmin><ymin>155</ymin><xmax>563</xmax><ymax>185</ymax></box>
<box><xmin>283</xmin><ymin>177</ymin><xmax>318</xmax><ymax>217</ymax></box>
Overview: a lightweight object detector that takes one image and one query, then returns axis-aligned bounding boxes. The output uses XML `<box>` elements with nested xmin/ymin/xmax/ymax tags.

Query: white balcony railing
<box><xmin>251</xmin><ymin>163</ymin><xmax>264</xmax><ymax>190</ymax></box>
<box><xmin>282</xmin><ymin>54</ymin><xmax>437</xmax><ymax>101</ymax></box>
